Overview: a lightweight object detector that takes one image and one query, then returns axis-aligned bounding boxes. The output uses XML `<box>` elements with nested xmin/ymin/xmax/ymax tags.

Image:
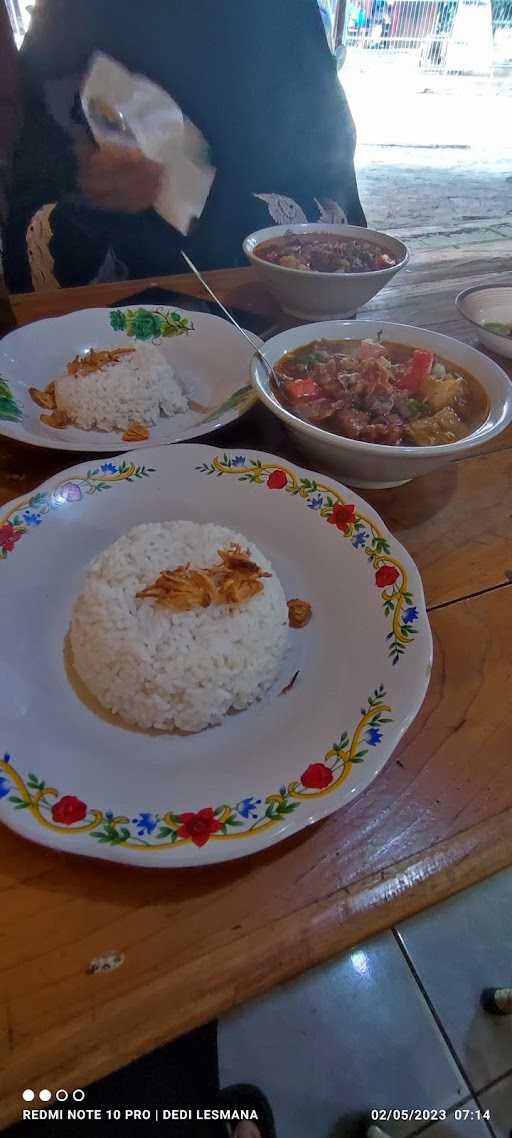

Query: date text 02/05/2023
<box><xmin>370</xmin><ymin>1109</ymin><xmax>491</xmax><ymax>1123</ymax></box>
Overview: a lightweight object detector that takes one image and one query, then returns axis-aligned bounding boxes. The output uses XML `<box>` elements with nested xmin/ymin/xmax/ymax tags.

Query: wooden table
<box><xmin>1</xmin><ymin>241</ymin><xmax>512</xmax><ymax>1127</ymax></box>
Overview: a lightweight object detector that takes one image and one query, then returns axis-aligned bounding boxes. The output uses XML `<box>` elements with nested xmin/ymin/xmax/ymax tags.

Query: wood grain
<box><xmin>366</xmin><ymin>444</ymin><xmax>512</xmax><ymax>608</ymax></box>
<box><xmin>9</xmin><ymin>268</ymin><xmax>276</xmax><ymax>326</ymax></box>
<box><xmin>1</xmin><ymin>587</ymin><xmax>511</xmax><ymax>1126</ymax></box>
<box><xmin>1</xmin><ymin>244</ymin><xmax>512</xmax><ymax>1126</ymax></box>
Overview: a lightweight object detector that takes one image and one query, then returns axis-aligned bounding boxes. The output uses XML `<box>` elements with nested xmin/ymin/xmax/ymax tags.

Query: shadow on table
<box><xmin>366</xmin><ymin>462</ymin><xmax>458</xmax><ymax>531</ymax></box>
<box><xmin>4</xmin><ymin>813</ymin><xmax>324</xmax><ymax>907</ymax></box>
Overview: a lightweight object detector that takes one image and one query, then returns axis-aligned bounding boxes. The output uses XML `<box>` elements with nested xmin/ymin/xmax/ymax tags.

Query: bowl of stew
<box><xmin>243</xmin><ymin>224</ymin><xmax>408</xmax><ymax>320</ymax></box>
<box><xmin>250</xmin><ymin>319</ymin><xmax>512</xmax><ymax>488</ymax></box>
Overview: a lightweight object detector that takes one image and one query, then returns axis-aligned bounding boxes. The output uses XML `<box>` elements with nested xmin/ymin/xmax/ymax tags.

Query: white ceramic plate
<box><xmin>0</xmin><ymin>305</ymin><xmax>258</xmax><ymax>451</ymax></box>
<box><xmin>0</xmin><ymin>444</ymin><xmax>432</xmax><ymax>866</ymax></box>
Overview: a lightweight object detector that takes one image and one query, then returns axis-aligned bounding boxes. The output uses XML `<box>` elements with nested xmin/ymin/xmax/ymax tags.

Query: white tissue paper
<box><xmin>81</xmin><ymin>51</ymin><xmax>216</xmax><ymax>236</ymax></box>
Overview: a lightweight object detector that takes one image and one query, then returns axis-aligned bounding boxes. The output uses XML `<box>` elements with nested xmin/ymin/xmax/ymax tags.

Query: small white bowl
<box><xmin>243</xmin><ymin>223</ymin><xmax>409</xmax><ymax>321</ymax></box>
<box><xmin>456</xmin><ymin>283</ymin><xmax>512</xmax><ymax>360</ymax></box>
<box><xmin>251</xmin><ymin>319</ymin><xmax>512</xmax><ymax>488</ymax></box>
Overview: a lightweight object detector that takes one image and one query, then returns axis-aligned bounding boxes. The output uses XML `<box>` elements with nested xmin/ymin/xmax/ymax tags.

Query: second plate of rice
<box><xmin>0</xmin><ymin>304</ymin><xmax>258</xmax><ymax>451</ymax></box>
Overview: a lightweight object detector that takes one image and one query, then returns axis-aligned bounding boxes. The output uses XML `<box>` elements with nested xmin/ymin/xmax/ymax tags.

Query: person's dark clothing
<box><xmin>5</xmin><ymin>0</ymin><xmax>365</xmax><ymax>290</ymax></box>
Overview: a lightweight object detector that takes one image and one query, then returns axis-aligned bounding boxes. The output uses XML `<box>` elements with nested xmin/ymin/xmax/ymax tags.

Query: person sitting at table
<box><xmin>0</xmin><ymin>1</ymin><xmax>21</xmax><ymax>229</ymax></box>
<box><xmin>3</xmin><ymin>0</ymin><xmax>366</xmax><ymax>291</ymax></box>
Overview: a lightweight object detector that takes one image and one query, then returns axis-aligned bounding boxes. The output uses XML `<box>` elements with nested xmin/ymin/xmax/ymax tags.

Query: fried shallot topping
<box><xmin>67</xmin><ymin>347</ymin><xmax>135</xmax><ymax>377</ymax></box>
<box><xmin>287</xmin><ymin>598</ymin><xmax>312</xmax><ymax>628</ymax></box>
<box><xmin>122</xmin><ymin>421</ymin><xmax>150</xmax><ymax>442</ymax></box>
<box><xmin>30</xmin><ymin>380</ymin><xmax>68</xmax><ymax>427</ymax></box>
<box><xmin>40</xmin><ymin>409</ymin><xmax>68</xmax><ymax>428</ymax></box>
<box><xmin>136</xmin><ymin>544</ymin><xmax>271</xmax><ymax>611</ymax></box>
<box><xmin>29</xmin><ymin>382</ymin><xmax>56</xmax><ymax>410</ymax></box>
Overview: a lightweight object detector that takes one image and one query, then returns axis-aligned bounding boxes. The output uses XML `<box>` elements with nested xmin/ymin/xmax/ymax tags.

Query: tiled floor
<box><xmin>355</xmin><ymin>147</ymin><xmax>512</xmax><ymax>233</ymax></box>
<box><xmin>219</xmin><ymin>867</ymin><xmax>512</xmax><ymax>1138</ymax></box>
<box><xmin>479</xmin><ymin>1075</ymin><xmax>512</xmax><ymax>1138</ymax></box>
<box><xmin>424</xmin><ymin>1106</ymin><xmax>491</xmax><ymax>1138</ymax></box>
<box><xmin>398</xmin><ymin>869</ymin><xmax>512</xmax><ymax>1090</ymax></box>
<box><xmin>389</xmin><ymin>217</ymin><xmax>512</xmax><ymax>256</ymax></box>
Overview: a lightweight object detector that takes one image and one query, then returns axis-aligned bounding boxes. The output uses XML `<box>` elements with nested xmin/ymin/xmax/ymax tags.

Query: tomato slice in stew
<box><xmin>286</xmin><ymin>378</ymin><xmax>321</xmax><ymax>400</ymax></box>
<box><xmin>397</xmin><ymin>349</ymin><xmax>434</xmax><ymax>392</ymax></box>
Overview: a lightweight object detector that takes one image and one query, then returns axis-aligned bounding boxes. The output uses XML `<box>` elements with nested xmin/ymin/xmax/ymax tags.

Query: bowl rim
<box><xmin>251</xmin><ymin>318</ymin><xmax>512</xmax><ymax>459</ymax></box>
<box><xmin>455</xmin><ymin>282</ymin><xmax>512</xmax><ymax>342</ymax></box>
<box><xmin>243</xmin><ymin>222</ymin><xmax>410</xmax><ymax>281</ymax></box>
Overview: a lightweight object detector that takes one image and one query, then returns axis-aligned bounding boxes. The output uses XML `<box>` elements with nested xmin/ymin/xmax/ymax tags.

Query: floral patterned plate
<box><xmin>0</xmin><ymin>305</ymin><xmax>258</xmax><ymax>452</ymax></box>
<box><xmin>0</xmin><ymin>444</ymin><xmax>432</xmax><ymax>866</ymax></box>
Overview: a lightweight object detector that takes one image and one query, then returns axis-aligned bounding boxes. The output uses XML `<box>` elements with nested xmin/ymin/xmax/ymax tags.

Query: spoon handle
<box><xmin>180</xmin><ymin>252</ymin><xmax>272</xmax><ymax>374</ymax></box>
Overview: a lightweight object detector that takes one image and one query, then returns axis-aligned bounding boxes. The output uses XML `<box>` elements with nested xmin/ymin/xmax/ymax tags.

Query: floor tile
<box><xmin>420</xmin><ymin>1102</ymin><xmax>494</xmax><ymax>1138</ymax></box>
<box><xmin>219</xmin><ymin>931</ymin><xmax>469</xmax><ymax>1138</ymax></box>
<box><xmin>397</xmin><ymin>867</ymin><xmax>512</xmax><ymax>1090</ymax></box>
<box><xmin>490</xmin><ymin>223</ymin><xmax>512</xmax><ymax>238</ymax></box>
<box><xmin>479</xmin><ymin>1073</ymin><xmax>512</xmax><ymax>1138</ymax></box>
<box><xmin>346</xmin><ymin>1102</ymin><xmax>487</xmax><ymax>1138</ymax></box>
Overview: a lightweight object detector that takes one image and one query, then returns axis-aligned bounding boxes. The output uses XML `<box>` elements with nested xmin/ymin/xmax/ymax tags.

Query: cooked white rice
<box><xmin>69</xmin><ymin>521</ymin><xmax>289</xmax><ymax>733</ymax></box>
<box><xmin>54</xmin><ymin>343</ymin><xmax>188</xmax><ymax>431</ymax></box>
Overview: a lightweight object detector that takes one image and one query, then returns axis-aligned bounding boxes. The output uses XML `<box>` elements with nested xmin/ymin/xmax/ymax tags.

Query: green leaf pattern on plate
<box><xmin>0</xmin><ymin>377</ymin><xmax>22</xmax><ymax>422</ymax></box>
<box><xmin>109</xmin><ymin>307</ymin><xmax>194</xmax><ymax>341</ymax></box>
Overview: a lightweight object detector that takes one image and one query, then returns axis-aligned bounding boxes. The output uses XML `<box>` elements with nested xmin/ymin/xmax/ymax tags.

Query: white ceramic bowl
<box><xmin>250</xmin><ymin>319</ymin><xmax>512</xmax><ymax>489</ymax></box>
<box><xmin>456</xmin><ymin>283</ymin><xmax>512</xmax><ymax>360</ymax></box>
<box><xmin>243</xmin><ymin>224</ymin><xmax>409</xmax><ymax>321</ymax></box>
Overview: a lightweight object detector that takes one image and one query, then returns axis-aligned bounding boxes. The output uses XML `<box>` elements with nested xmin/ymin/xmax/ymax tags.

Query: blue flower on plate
<box><xmin>307</xmin><ymin>494</ymin><xmax>324</xmax><ymax>510</ymax></box>
<box><xmin>365</xmin><ymin>726</ymin><xmax>382</xmax><ymax>747</ymax></box>
<box><xmin>231</xmin><ymin>455</ymin><xmax>247</xmax><ymax>467</ymax></box>
<box><xmin>3</xmin><ymin>753</ymin><xmax>11</xmax><ymax>764</ymax></box>
<box><xmin>105</xmin><ymin>810</ymin><xmax>114</xmax><ymax>821</ymax></box>
<box><xmin>132</xmin><ymin>811</ymin><xmax>159</xmax><ymax>836</ymax></box>
<box><xmin>403</xmin><ymin>606</ymin><xmax>418</xmax><ymax>625</ymax></box>
<box><xmin>0</xmin><ymin>775</ymin><xmax>11</xmax><ymax>799</ymax></box>
<box><xmin>100</xmin><ymin>462</ymin><xmax>118</xmax><ymax>474</ymax></box>
<box><xmin>236</xmin><ymin>796</ymin><xmax>262</xmax><ymax>820</ymax></box>
<box><xmin>22</xmin><ymin>510</ymin><xmax>41</xmax><ymax>527</ymax></box>
<box><xmin>352</xmin><ymin>531</ymin><xmax>368</xmax><ymax>549</ymax></box>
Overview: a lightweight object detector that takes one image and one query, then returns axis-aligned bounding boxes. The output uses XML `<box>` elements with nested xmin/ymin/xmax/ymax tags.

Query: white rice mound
<box><xmin>54</xmin><ymin>343</ymin><xmax>189</xmax><ymax>431</ymax></box>
<box><xmin>69</xmin><ymin>521</ymin><xmax>289</xmax><ymax>733</ymax></box>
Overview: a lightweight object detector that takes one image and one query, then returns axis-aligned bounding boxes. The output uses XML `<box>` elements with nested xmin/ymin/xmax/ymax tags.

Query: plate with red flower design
<box><xmin>0</xmin><ymin>444</ymin><xmax>432</xmax><ymax>866</ymax></box>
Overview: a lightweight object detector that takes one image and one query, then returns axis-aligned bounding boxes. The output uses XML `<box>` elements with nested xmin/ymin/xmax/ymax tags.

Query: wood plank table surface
<box><xmin>1</xmin><ymin>241</ymin><xmax>512</xmax><ymax>1126</ymax></box>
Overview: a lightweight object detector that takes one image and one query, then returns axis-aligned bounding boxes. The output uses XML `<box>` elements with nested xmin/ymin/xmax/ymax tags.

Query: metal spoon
<box><xmin>83</xmin><ymin>97</ymin><xmax>138</xmax><ymax>146</ymax></box>
<box><xmin>180</xmin><ymin>251</ymin><xmax>277</xmax><ymax>385</ymax></box>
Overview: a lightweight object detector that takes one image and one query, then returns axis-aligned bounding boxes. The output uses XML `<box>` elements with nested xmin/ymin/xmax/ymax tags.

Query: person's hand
<box><xmin>77</xmin><ymin>144</ymin><xmax>163</xmax><ymax>214</ymax></box>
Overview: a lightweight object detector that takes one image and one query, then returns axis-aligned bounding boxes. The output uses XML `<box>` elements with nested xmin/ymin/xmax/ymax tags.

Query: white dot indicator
<box><xmin>56</xmin><ymin>1090</ymin><xmax>68</xmax><ymax>1102</ymax></box>
<box><xmin>73</xmin><ymin>1089</ymin><xmax>85</xmax><ymax>1101</ymax></box>
<box><xmin>39</xmin><ymin>1090</ymin><xmax>52</xmax><ymax>1102</ymax></box>
<box><xmin>22</xmin><ymin>1090</ymin><xmax>34</xmax><ymax>1102</ymax></box>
